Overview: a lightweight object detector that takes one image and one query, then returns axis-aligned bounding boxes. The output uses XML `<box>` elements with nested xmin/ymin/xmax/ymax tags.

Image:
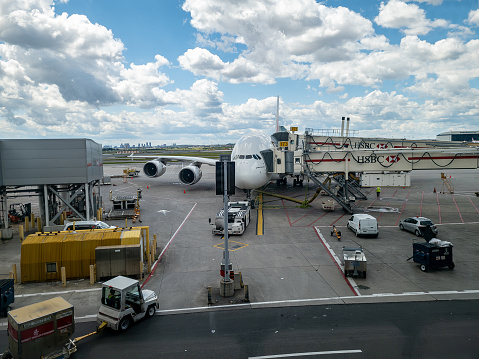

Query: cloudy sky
<box><xmin>1</xmin><ymin>0</ymin><xmax>479</xmax><ymax>146</ymax></box>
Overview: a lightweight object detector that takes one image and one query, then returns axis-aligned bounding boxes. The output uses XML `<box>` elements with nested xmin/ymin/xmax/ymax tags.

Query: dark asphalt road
<box><xmin>4</xmin><ymin>300</ymin><xmax>477</xmax><ymax>359</ymax></box>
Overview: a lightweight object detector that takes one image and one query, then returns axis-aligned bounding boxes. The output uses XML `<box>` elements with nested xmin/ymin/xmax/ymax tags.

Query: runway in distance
<box><xmin>131</xmin><ymin>130</ymin><xmax>274</xmax><ymax>190</ymax></box>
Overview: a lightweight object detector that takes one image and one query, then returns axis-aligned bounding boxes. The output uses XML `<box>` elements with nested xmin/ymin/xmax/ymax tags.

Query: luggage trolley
<box><xmin>342</xmin><ymin>247</ymin><xmax>367</xmax><ymax>278</ymax></box>
<box><xmin>410</xmin><ymin>226</ymin><xmax>455</xmax><ymax>272</ymax></box>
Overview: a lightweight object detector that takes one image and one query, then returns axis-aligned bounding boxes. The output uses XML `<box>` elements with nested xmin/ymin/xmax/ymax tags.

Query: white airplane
<box><xmin>133</xmin><ymin>97</ymin><xmax>285</xmax><ymax>190</ymax></box>
<box><xmin>133</xmin><ymin>130</ymin><xmax>274</xmax><ymax>190</ymax></box>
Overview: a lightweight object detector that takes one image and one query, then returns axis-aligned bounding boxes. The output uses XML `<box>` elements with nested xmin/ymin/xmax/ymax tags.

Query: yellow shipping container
<box><xmin>20</xmin><ymin>228</ymin><xmax>144</xmax><ymax>283</ymax></box>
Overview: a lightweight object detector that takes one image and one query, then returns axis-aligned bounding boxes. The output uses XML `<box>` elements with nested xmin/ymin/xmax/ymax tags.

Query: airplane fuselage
<box><xmin>231</xmin><ymin>132</ymin><xmax>273</xmax><ymax>190</ymax></box>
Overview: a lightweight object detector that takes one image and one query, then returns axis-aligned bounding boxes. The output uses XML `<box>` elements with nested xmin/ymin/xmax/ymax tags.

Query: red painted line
<box><xmin>282</xmin><ymin>199</ymin><xmax>293</xmax><ymax>227</ymax></box>
<box><xmin>467</xmin><ymin>196</ymin><xmax>479</xmax><ymax>215</ymax></box>
<box><xmin>306</xmin><ymin>211</ymin><xmax>330</xmax><ymax>227</ymax></box>
<box><xmin>329</xmin><ymin>213</ymin><xmax>346</xmax><ymax>226</ymax></box>
<box><xmin>314</xmin><ymin>227</ymin><xmax>359</xmax><ymax>296</ymax></box>
<box><xmin>395</xmin><ymin>190</ymin><xmax>411</xmax><ymax>226</ymax></box>
<box><xmin>292</xmin><ymin>208</ymin><xmax>318</xmax><ymax>225</ymax></box>
<box><xmin>451</xmin><ymin>195</ymin><xmax>464</xmax><ymax>223</ymax></box>
<box><xmin>142</xmin><ymin>203</ymin><xmax>197</xmax><ymax>288</ymax></box>
<box><xmin>436</xmin><ymin>193</ymin><xmax>442</xmax><ymax>224</ymax></box>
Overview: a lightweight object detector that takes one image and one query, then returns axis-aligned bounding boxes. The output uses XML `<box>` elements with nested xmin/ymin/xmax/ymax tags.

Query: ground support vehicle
<box><xmin>0</xmin><ymin>279</ymin><xmax>14</xmax><ymax>317</ymax></box>
<box><xmin>97</xmin><ymin>276</ymin><xmax>159</xmax><ymax>331</ymax></box>
<box><xmin>410</xmin><ymin>226</ymin><xmax>454</xmax><ymax>272</ymax></box>
<box><xmin>347</xmin><ymin>214</ymin><xmax>378</xmax><ymax>237</ymax></box>
<box><xmin>211</xmin><ymin>201</ymin><xmax>251</xmax><ymax>235</ymax></box>
<box><xmin>342</xmin><ymin>247</ymin><xmax>367</xmax><ymax>278</ymax></box>
<box><xmin>7</xmin><ymin>204</ymin><xmax>31</xmax><ymax>224</ymax></box>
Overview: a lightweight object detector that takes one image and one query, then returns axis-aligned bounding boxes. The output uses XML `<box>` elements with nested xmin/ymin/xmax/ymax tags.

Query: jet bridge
<box><xmin>263</xmin><ymin>131</ymin><xmax>479</xmax><ymax>213</ymax></box>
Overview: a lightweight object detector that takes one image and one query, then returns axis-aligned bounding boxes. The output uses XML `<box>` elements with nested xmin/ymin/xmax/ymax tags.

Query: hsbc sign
<box><xmin>354</xmin><ymin>153</ymin><xmax>401</xmax><ymax>164</ymax></box>
<box><xmin>376</xmin><ymin>143</ymin><xmax>388</xmax><ymax>149</ymax></box>
<box><xmin>385</xmin><ymin>155</ymin><xmax>400</xmax><ymax>163</ymax></box>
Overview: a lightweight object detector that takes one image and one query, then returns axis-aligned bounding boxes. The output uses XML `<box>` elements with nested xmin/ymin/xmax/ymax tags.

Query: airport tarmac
<box><xmin>1</xmin><ymin>165</ymin><xmax>479</xmax><ymax>328</ymax></box>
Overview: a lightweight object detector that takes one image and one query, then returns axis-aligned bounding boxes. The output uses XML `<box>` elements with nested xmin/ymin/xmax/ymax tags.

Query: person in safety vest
<box><xmin>376</xmin><ymin>186</ymin><xmax>381</xmax><ymax>199</ymax></box>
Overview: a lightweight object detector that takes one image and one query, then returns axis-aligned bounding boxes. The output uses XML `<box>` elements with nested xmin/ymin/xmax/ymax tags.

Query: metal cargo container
<box><xmin>342</xmin><ymin>247</ymin><xmax>367</xmax><ymax>278</ymax></box>
<box><xmin>7</xmin><ymin>297</ymin><xmax>74</xmax><ymax>359</ymax></box>
<box><xmin>95</xmin><ymin>244</ymin><xmax>142</xmax><ymax>281</ymax></box>
<box><xmin>20</xmin><ymin>229</ymin><xmax>141</xmax><ymax>283</ymax></box>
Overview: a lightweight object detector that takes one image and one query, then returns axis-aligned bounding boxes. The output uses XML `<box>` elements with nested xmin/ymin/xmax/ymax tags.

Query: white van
<box><xmin>347</xmin><ymin>214</ymin><xmax>378</xmax><ymax>237</ymax></box>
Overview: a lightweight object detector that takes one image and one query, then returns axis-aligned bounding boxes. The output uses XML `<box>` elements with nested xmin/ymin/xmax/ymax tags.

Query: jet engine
<box><xmin>143</xmin><ymin>160</ymin><xmax>166</xmax><ymax>178</ymax></box>
<box><xmin>178</xmin><ymin>165</ymin><xmax>202</xmax><ymax>185</ymax></box>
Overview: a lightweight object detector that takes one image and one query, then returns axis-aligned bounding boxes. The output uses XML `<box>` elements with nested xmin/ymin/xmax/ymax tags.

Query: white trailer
<box><xmin>211</xmin><ymin>201</ymin><xmax>251</xmax><ymax>235</ymax></box>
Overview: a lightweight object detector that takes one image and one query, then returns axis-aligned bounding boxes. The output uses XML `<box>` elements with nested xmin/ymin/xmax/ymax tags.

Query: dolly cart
<box><xmin>342</xmin><ymin>247</ymin><xmax>367</xmax><ymax>278</ymax></box>
<box><xmin>410</xmin><ymin>226</ymin><xmax>454</xmax><ymax>272</ymax></box>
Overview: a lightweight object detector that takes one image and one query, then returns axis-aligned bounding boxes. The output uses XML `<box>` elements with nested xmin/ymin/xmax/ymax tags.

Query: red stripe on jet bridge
<box><xmin>308</xmin><ymin>142</ymin><xmax>342</xmax><ymax>146</ymax></box>
<box><xmin>407</xmin><ymin>155</ymin><xmax>479</xmax><ymax>160</ymax></box>
<box><xmin>393</xmin><ymin>146</ymin><xmax>428</xmax><ymax>148</ymax></box>
<box><xmin>306</xmin><ymin>159</ymin><xmax>346</xmax><ymax>162</ymax></box>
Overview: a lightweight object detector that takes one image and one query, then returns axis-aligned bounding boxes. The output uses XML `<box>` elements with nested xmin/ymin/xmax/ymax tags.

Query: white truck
<box><xmin>211</xmin><ymin>201</ymin><xmax>251</xmax><ymax>235</ymax></box>
<box><xmin>97</xmin><ymin>276</ymin><xmax>159</xmax><ymax>331</ymax></box>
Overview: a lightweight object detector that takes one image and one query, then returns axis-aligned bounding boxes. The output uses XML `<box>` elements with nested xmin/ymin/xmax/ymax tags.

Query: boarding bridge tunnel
<box><xmin>262</xmin><ymin>131</ymin><xmax>479</xmax><ymax>213</ymax></box>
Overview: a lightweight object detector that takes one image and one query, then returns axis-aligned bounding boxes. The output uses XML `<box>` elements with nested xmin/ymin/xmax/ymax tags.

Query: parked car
<box><xmin>399</xmin><ymin>216</ymin><xmax>438</xmax><ymax>237</ymax></box>
<box><xmin>64</xmin><ymin>220</ymin><xmax>117</xmax><ymax>231</ymax></box>
<box><xmin>347</xmin><ymin>214</ymin><xmax>378</xmax><ymax>237</ymax></box>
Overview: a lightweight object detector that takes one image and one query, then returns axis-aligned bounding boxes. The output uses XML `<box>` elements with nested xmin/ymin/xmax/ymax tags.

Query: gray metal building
<box><xmin>436</xmin><ymin>131</ymin><xmax>479</xmax><ymax>142</ymax></box>
<box><xmin>0</xmin><ymin>139</ymin><xmax>103</xmax><ymax>230</ymax></box>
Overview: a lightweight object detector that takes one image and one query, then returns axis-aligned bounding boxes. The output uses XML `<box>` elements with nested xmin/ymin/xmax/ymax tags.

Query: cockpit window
<box><xmin>239</xmin><ymin>155</ymin><xmax>245</xmax><ymax>159</ymax></box>
<box><xmin>246</xmin><ymin>155</ymin><xmax>252</xmax><ymax>159</ymax></box>
<box><xmin>256</xmin><ymin>154</ymin><xmax>262</xmax><ymax>160</ymax></box>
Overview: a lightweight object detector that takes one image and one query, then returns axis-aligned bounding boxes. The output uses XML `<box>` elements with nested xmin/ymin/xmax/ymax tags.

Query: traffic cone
<box><xmin>433</xmin><ymin>187</ymin><xmax>436</xmax><ymax>193</ymax></box>
<box><xmin>184</xmin><ymin>190</ymin><xmax>186</xmax><ymax>194</ymax></box>
<box><xmin>147</xmin><ymin>185</ymin><xmax>149</xmax><ymax>189</ymax></box>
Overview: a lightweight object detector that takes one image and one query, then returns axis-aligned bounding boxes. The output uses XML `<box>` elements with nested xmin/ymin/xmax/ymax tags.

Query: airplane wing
<box><xmin>129</xmin><ymin>154</ymin><xmax>217</xmax><ymax>166</ymax></box>
<box><xmin>129</xmin><ymin>154</ymin><xmax>218</xmax><ymax>185</ymax></box>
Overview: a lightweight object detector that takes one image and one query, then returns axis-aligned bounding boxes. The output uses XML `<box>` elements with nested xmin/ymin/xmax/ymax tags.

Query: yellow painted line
<box><xmin>213</xmin><ymin>240</ymin><xmax>249</xmax><ymax>251</ymax></box>
<box><xmin>257</xmin><ymin>193</ymin><xmax>264</xmax><ymax>236</ymax></box>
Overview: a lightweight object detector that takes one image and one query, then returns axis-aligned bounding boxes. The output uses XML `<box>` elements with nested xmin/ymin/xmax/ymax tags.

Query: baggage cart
<box><xmin>5</xmin><ymin>297</ymin><xmax>75</xmax><ymax>359</ymax></box>
<box><xmin>411</xmin><ymin>226</ymin><xmax>455</xmax><ymax>272</ymax></box>
<box><xmin>342</xmin><ymin>247</ymin><xmax>367</xmax><ymax>278</ymax></box>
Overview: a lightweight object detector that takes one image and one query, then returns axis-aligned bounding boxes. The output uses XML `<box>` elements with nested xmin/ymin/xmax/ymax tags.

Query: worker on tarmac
<box><xmin>376</xmin><ymin>186</ymin><xmax>381</xmax><ymax>199</ymax></box>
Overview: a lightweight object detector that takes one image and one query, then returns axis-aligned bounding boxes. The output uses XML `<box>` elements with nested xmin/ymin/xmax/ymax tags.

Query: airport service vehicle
<box><xmin>211</xmin><ymin>201</ymin><xmax>251</xmax><ymax>235</ymax></box>
<box><xmin>63</xmin><ymin>220</ymin><xmax>117</xmax><ymax>231</ymax></box>
<box><xmin>347</xmin><ymin>214</ymin><xmax>378</xmax><ymax>237</ymax></box>
<box><xmin>97</xmin><ymin>276</ymin><xmax>159</xmax><ymax>331</ymax></box>
<box><xmin>410</xmin><ymin>226</ymin><xmax>454</xmax><ymax>272</ymax></box>
<box><xmin>399</xmin><ymin>216</ymin><xmax>438</xmax><ymax>237</ymax></box>
<box><xmin>342</xmin><ymin>247</ymin><xmax>367</xmax><ymax>278</ymax></box>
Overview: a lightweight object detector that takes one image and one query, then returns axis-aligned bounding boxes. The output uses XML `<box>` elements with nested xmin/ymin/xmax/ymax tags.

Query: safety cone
<box><xmin>433</xmin><ymin>187</ymin><xmax>436</xmax><ymax>193</ymax></box>
<box><xmin>184</xmin><ymin>190</ymin><xmax>186</xmax><ymax>194</ymax></box>
<box><xmin>147</xmin><ymin>185</ymin><xmax>149</xmax><ymax>189</ymax></box>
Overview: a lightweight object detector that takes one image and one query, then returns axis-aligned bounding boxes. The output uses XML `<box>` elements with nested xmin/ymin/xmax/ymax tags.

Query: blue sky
<box><xmin>1</xmin><ymin>0</ymin><xmax>479</xmax><ymax>145</ymax></box>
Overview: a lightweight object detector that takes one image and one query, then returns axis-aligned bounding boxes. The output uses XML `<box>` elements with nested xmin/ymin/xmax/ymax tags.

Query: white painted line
<box><xmin>142</xmin><ymin>202</ymin><xmax>197</xmax><ymax>288</ymax></box>
<box><xmin>248</xmin><ymin>349</ymin><xmax>362</xmax><ymax>358</ymax></box>
<box><xmin>314</xmin><ymin>227</ymin><xmax>361</xmax><ymax>296</ymax></box>
<box><xmin>14</xmin><ymin>288</ymin><xmax>101</xmax><ymax>298</ymax></box>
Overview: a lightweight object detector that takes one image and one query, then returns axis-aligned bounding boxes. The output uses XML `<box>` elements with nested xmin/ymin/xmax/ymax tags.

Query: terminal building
<box><xmin>436</xmin><ymin>131</ymin><xmax>479</xmax><ymax>142</ymax></box>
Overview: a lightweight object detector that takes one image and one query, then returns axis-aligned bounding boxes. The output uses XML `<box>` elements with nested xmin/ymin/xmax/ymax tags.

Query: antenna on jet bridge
<box><xmin>275</xmin><ymin>95</ymin><xmax>279</xmax><ymax>133</ymax></box>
